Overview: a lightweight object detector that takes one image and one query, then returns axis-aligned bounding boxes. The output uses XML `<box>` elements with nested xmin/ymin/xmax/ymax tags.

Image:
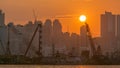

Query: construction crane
<box><xmin>24</xmin><ymin>10</ymin><xmax>42</xmax><ymax>57</ymax></box>
<box><xmin>24</xmin><ymin>23</ymin><xmax>42</xmax><ymax>57</ymax></box>
<box><xmin>85</xmin><ymin>23</ymin><xmax>102</xmax><ymax>57</ymax></box>
<box><xmin>80</xmin><ymin>15</ymin><xmax>102</xmax><ymax>59</ymax></box>
<box><xmin>85</xmin><ymin>23</ymin><xmax>96</xmax><ymax>56</ymax></box>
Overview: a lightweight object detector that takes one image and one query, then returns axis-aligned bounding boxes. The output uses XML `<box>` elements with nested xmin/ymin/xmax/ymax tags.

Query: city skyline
<box><xmin>1</xmin><ymin>0</ymin><xmax>120</xmax><ymax>65</ymax></box>
<box><xmin>1</xmin><ymin>0</ymin><xmax>120</xmax><ymax>36</ymax></box>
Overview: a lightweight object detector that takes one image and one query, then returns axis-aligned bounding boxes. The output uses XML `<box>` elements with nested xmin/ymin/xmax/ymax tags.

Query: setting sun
<box><xmin>79</xmin><ymin>15</ymin><xmax>87</xmax><ymax>22</ymax></box>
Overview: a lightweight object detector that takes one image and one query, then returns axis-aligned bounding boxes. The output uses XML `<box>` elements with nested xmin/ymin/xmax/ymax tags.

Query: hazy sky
<box><xmin>0</xmin><ymin>0</ymin><xmax>120</xmax><ymax>36</ymax></box>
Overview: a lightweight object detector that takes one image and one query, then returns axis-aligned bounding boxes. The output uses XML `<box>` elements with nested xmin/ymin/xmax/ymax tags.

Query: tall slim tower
<box><xmin>0</xmin><ymin>10</ymin><xmax>5</xmax><ymax>26</ymax></box>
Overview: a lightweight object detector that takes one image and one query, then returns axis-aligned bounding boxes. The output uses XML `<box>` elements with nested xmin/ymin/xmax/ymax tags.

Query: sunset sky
<box><xmin>0</xmin><ymin>0</ymin><xmax>120</xmax><ymax>37</ymax></box>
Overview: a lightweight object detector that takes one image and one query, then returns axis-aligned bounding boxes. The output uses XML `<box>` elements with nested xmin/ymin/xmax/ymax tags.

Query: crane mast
<box><xmin>24</xmin><ymin>23</ymin><xmax>42</xmax><ymax>57</ymax></box>
<box><xmin>85</xmin><ymin>23</ymin><xmax>96</xmax><ymax>56</ymax></box>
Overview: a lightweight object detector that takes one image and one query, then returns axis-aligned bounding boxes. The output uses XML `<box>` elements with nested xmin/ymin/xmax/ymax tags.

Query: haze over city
<box><xmin>1</xmin><ymin>0</ymin><xmax>120</xmax><ymax>36</ymax></box>
<box><xmin>1</xmin><ymin>0</ymin><xmax>120</xmax><ymax>65</ymax></box>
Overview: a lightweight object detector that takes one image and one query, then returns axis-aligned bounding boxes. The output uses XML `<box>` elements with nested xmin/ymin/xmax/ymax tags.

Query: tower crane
<box><xmin>24</xmin><ymin>23</ymin><xmax>42</xmax><ymax>57</ymax></box>
<box><xmin>79</xmin><ymin>15</ymin><xmax>102</xmax><ymax>57</ymax></box>
<box><xmin>24</xmin><ymin>10</ymin><xmax>43</xmax><ymax>57</ymax></box>
<box><xmin>85</xmin><ymin>23</ymin><xmax>96</xmax><ymax>56</ymax></box>
<box><xmin>85</xmin><ymin>23</ymin><xmax>102</xmax><ymax>57</ymax></box>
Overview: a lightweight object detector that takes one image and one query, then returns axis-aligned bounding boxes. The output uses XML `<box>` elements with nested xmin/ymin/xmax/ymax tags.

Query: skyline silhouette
<box><xmin>0</xmin><ymin>8</ymin><xmax>120</xmax><ymax>64</ymax></box>
<box><xmin>0</xmin><ymin>10</ymin><xmax>120</xmax><ymax>56</ymax></box>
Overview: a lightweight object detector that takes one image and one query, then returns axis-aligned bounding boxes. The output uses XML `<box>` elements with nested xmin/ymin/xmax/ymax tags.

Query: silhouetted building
<box><xmin>0</xmin><ymin>10</ymin><xmax>5</xmax><ymax>26</ymax></box>
<box><xmin>79</xmin><ymin>25</ymin><xmax>91</xmax><ymax>56</ymax></box>
<box><xmin>116</xmin><ymin>15</ymin><xmax>120</xmax><ymax>50</ymax></box>
<box><xmin>42</xmin><ymin>19</ymin><xmax>53</xmax><ymax>56</ymax></box>
<box><xmin>80</xmin><ymin>25</ymin><xmax>87</xmax><ymax>47</ymax></box>
<box><xmin>0</xmin><ymin>10</ymin><xmax>6</xmax><ymax>55</ymax></box>
<box><xmin>53</xmin><ymin>19</ymin><xmax>64</xmax><ymax>53</ymax></box>
<box><xmin>117</xmin><ymin>15</ymin><xmax>120</xmax><ymax>38</ymax></box>
<box><xmin>53</xmin><ymin>19</ymin><xmax>62</xmax><ymax>43</ymax></box>
<box><xmin>63</xmin><ymin>32</ymin><xmax>70</xmax><ymax>54</ymax></box>
<box><xmin>101</xmin><ymin>11</ymin><xmax>116</xmax><ymax>38</ymax></box>
<box><xmin>70</xmin><ymin>33</ymin><xmax>80</xmax><ymax>56</ymax></box>
<box><xmin>101</xmin><ymin>11</ymin><xmax>116</xmax><ymax>54</ymax></box>
<box><xmin>53</xmin><ymin>19</ymin><xmax>62</xmax><ymax>35</ymax></box>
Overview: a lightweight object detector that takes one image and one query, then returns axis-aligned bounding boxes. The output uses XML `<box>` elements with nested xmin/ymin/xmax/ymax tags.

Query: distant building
<box><xmin>63</xmin><ymin>32</ymin><xmax>70</xmax><ymax>54</ymax></box>
<box><xmin>0</xmin><ymin>10</ymin><xmax>6</xmax><ymax>55</ymax></box>
<box><xmin>116</xmin><ymin>15</ymin><xmax>120</xmax><ymax>50</ymax></box>
<box><xmin>100</xmin><ymin>11</ymin><xmax>116</xmax><ymax>54</ymax></box>
<box><xmin>101</xmin><ymin>11</ymin><xmax>116</xmax><ymax>38</ymax></box>
<box><xmin>0</xmin><ymin>10</ymin><xmax>5</xmax><ymax>26</ymax></box>
<box><xmin>53</xmin><ymin>19</ymin><xmax>62</xmax><ymax>43</ymax></box>
<box><xmin>53</xmin><ymin>19</ymin><xmax>64</xmax><ymax>53</ymax></box>
<box><xmin>42</xmin><ymin>19</ymin><xmax>53</xmax><ymax>57</ymax></box>
<box><xmin>80</xmin><ymin>25</ymin><xmax>87</xmax><ymax>47</ymax></box>
<box><xmin>117</xmin><ymin>15</ymin><xmax>120</xmax><ymax>38</ymax></box>
<box><xmin>70</xmin><ymin>33</ymin><xmax>80</xmax><ymax>56</ymax></box>
<box><xmin>53</xmin><ymin>19</ymin><xmax>62</xmax><ymax>35</ymax></box>
<box><xmin>0</xmin><ymin>25</ymin><xmax>6</xmax><ymax>55</ymax></box>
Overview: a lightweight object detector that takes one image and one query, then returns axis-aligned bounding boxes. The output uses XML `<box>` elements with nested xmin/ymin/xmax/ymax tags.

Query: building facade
<box><xmin>101</xmin><ymin>11</ymin><xmax>116</xmax><ymax>54</ymax></box>
<box><xmin>117</xmin><ymin>15</ymin><xmax>120</xmax><ymax>38</ymax></box>
<box><xmin>0</xmin><ymin>10</ymin><xmax>5</xmax><ymax>26</ymax></box>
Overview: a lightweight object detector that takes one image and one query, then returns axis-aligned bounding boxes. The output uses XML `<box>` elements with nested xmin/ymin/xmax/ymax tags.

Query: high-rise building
<box><xmin>53</xmin><ymin>19</ymin><xmax>62</xmax><ymax>34</ymax></box>
<box><xmin>0</xmin><ymin>10</ymin><xmax>6</xmax><ymax>55</ymax></box>
<box><xmin>117</xmin><ymin>15</ymin><xmax>120</xmax><ymax>38</ymax></box>
<box><xmin>116</xmin><ymin>15</ymin><xmax>120</xmax><ymax>50</ymax></box>
<box><xmin>80</xmin><ymin>25</ymin><xmax>87</xmax><ymax>47</ymax></box>
<box><xmin>53</xmin><ymin>19</ymin><xmax>62</xmax><ymax>42</ymax></box>
<box><xmin>42</xmin><ymin>19</ymin><xmax>53</xmax><ymax>56</ymax></box>
<box><xmin>0</xmin><ymin>10</ymin><xmax>5</xmax><ymax>26</ymax></box>
<box><xmin>100</xmin><ymin>11</ymin><xmax>116</xmax><ymax>54</ymax></box>
<box><xmin>101</xmin><ymin>11</ymin><xmax>116</xmax><ymax>38</ymax></box>
<box><xmin>53</xmin><ymin>19</ymin><xmax>64</xmax><ymax>53</ymax></box>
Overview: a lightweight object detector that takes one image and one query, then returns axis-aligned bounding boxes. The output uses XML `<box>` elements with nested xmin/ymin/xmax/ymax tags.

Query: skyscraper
<box><xmin>117</xmin><ymin>15</ymin><xmax>120</xmax><ymax>38</ymax></box>
<box><xmin>80</xmin><ymin>25</ymin><xmax>87</xmax><ymax>47</ymax></box>
<box><xmin>0</xmin><ymin>10</ymin><xmax>6</xmax><ymax>55</ymax></box>
<box><xmin>101</xmin><ymin>11</ymin><xmax>116</xmax><ymax>54</ymax></box>
<box><xmin>53</xmin><ymin>19</ymin><xmax>63</xmax><ymax>53</ymax></box>
<box><xmin>0</xmin><ymin>10</ymin><xmax>5</xmax><ymax>26</ymax></box>
<box><xmin>53</xmin><ymin>19</ymin><xmax>62</xmax><ymax>41</ymax></box>
<box><xmin>42</xmin><ymin>19</ymin><xmax>52</xmax><ymax>56</ymax></box>
<box><xmin>101</xmin><ymin>11</ymin><xmax>116</xmax><ymax>38</ymax></box>
<box><xmin>53</xmin><ymin>19</ymin><xmax>62</xmax><ymax>35</ymax></box>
